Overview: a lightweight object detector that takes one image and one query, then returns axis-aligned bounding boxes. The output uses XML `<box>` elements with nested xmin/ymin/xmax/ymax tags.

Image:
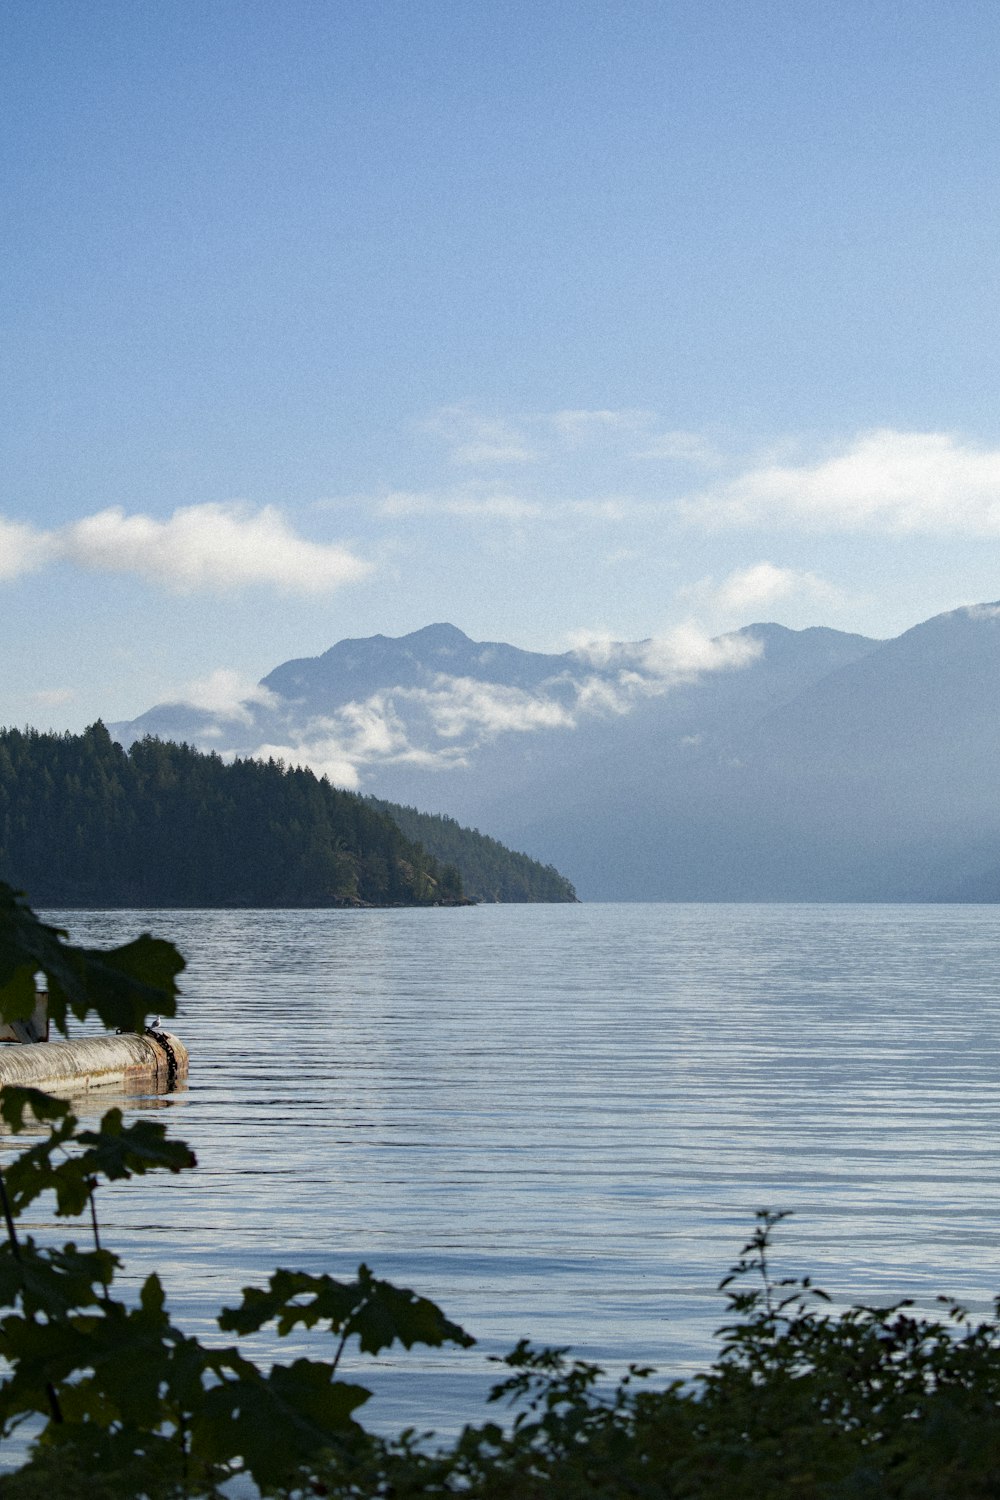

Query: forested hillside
<box><xmin>368</xmin><ymin>798</ymin><xmax>577</xmax><ymax>902</ymax></box>
<box><xmin>0</xmin><ymin>724</ymin><xmax>464</xmax><ymax>907</ymax></box>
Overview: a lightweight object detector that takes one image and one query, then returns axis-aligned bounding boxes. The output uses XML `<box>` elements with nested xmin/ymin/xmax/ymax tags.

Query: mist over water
<box><xmin>24</xmin><ymin>902</ymin><xmax>1000</xmax><ymax>1434</ymax></box>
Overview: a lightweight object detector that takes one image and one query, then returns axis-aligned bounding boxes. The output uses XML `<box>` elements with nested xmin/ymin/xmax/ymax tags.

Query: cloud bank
<box><xmin>186</xmin><ymin>623</ymin><xmax>762</xmax><ymax>789</ymax></box>
<box><xmin>420</xmin><ymin>404</ymin><xmax>721</xmax><ymax>472</ymax></box>
<box><xmin>181</xmin><ymin>669</ymin><xmax>279</xmax><ymax>723</ymax></box>
<box><xmin>0</xmin><ymin>518</ymin><xmax>53</xmax><ymax>580</ymax></box>
<box><xmin>380</xmin><ymin>490</ymin><xmax>543</xmax><ymax>521</ymax></box>
<box><xmin>681</xmin><ymin>562</ymin><xmax>840</xmax><ymax>616</ymax></box>
<box><xmin>407</xmin><ymin>412</ymin><xmax>1000</xmax><ymax>543</ymax></box>
<box><xmin>0</xmin><ymin>503</ymin><xmax>370</xmax><ymax>595</ymax></box>
<box><xmin>683</xmin><ymin>429</ymin><xmax>1000</xmax><ymax>535</ymax></box>
<box><xmin>566</xmin><ymin>623</ymin><xmax>761</xmax><ymax>682</ymax></box>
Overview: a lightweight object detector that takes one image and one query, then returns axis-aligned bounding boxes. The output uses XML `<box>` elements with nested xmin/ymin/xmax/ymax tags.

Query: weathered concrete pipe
<box><xmin>0</xmin><ymin>1032</ymin><xmax>188</xmax><ymax>1095</ymax></box>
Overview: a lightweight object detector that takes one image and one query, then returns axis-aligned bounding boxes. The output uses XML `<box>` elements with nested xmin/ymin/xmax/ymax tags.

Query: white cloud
<box><xmin>682</xmin><ymin>429</ymin><xmax>1000</xmax><ymax>534</ymax></box>
<box><xmin>566</xmin><ymin>624</ymin><xmax>761</xmax><ymax>682</ymax></box>
<box><xmin>242</xmin><ymin>697</ymin><xmax>419</xmax><ymax>790</ymax></box>
<box><xmin>547</xmin><ymin>408</ymin><xmax>654</xmax><ymax>442</ymax></box>
<box><xmin>234</xmin><ymin>675</ymin><xmax>597</xmax><ymax>788</ymax></box>
<box><xmin>30</xmin><ymin>688</ymin><xmax>76</xmax><ymax>707</ymax></box>
<box><xmin>562</xmin><ymin>631</ymin><xmax>626</xmax><ymax>668</ymax></box>
<box><xmin>0</xmin><ymin>503</ymin><xmax>371</xmax><ymax>595</ymax></box>
<box><xmin>380</xmin><ymin>490</ymin><xmax>542</xmax><ymax>521</ymax></box>
<box><xmin>379</xmin><ymin>488</ymin><xmax>645</xmax><ymax>525</ymax></box>
<box><xmin>421</xmin><ymin>403</ymin><xmax>723</xmax><ymax>471</ymax></box>
<box><xmin>681</xmin><ymin>562</ymin><xmax>840</xmax><ymax>616</ymax></box>
<box><xmin>308</xmin><ymin>698</ymin><xmax>413</xmax><ymax>760</ymax></box>
<box><xmin>634</xmin><ymin>430</ymin><xmax>721</xmax><ymax>465</ymax></box>
<box><xmin>405</xmin><ymin>676</ymin><xmax>576</xmax><ymax>739</ymax></box>
<box><xmin>421</xmin><ymin>407</ymin><xmax>536</xmax><ymax>465</ymax></box>
<box><xmin>0</xmin><ymin>518</ymin><xmax>52</xmax><ymax>580</ymax></box>
<box><xmin>249</xmin><ymin>742</ymin><xmax>363</xmax><ymax>791</ymax></box>
<box><xmin>60</xmin><ymin>503</ymin><xmax>371</xmax><ymax>594</ymax></box>
<box><xmin>180</xmin><ymin>669</ymin><xmax>278</xmax><ymax>723</ymax></box>
<box><xmin>633</xmin><ymin>623</ymin><xmax>763</xmax><ymax>678</ymax></box>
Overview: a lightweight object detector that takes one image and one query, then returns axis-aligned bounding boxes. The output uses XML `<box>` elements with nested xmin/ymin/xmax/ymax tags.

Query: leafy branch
<box><xmin>0</xmin><ymin>881</ymin><xmax>474</xmax><ymax>1496</ymax></box>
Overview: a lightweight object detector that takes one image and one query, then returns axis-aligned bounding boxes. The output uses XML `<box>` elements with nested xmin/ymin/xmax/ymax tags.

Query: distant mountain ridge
<box><xmin>264</xmin><ymin>622</ymin><xmax>579</xmax><ymax>699</ymax></box>
<box><xmin>109</xmin><ymin>604</ymin><xmax>1000</xmax><ymax>901</ymax></box>
<box><xmin>113</xmin><ymin>623</ymin><xmax>581</xmax><ymax>745</ymax></box>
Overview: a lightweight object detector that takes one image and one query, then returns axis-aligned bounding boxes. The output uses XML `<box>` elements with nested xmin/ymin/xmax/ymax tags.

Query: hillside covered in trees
<box><xmin>0</xmin><ymin>724</ymin><xmax>465</xmax><ymax>907</ymax></box>
<box><xmin>368</xmin><ymin>799</ymin><xmax>577</xmax><ymax>902</ymax></box>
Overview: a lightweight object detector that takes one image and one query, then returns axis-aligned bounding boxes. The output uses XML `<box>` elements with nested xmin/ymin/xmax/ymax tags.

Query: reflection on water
<box><xmin>10</xmin><ymin>901</ymin><xmax>1000</xmax><ymax>1434</ymax></box>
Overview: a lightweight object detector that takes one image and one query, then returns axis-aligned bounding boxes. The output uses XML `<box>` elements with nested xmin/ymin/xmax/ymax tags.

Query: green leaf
<box><xmin>0</xmin><ymin>965</ymin><xmax>40</xmax><ymax>1026</ymax></box>
<box><xmin>8</xmin><ymin>1423</ymin><xmax>191</xmax><ymax>1500</ymax></box>
<box><xmin>349</xmin><ymin>1264</ymin><xmax>475</xmax><ymax>1355</ymax></box>
<box><xmin>2</xmin><ymin>1116</ymin><xmax>90</xmax><ymax>1217</ymax></box>
<box><xmin>53</xmin><ymin>1280</ymin><xmax>181</xmax><ymax>1429</ymax></box>
<box><xmin>0</xmin><ymin>1273</ymin><xmax>210</xmax><ymax>1438</ymax></box>
<box><xmin>69</xmin><ymin>936</ymin><xmax>185</xmax><ymax>1035</ymax></box>
<box><xmin>0</xmin><ymin>1238</ymin><xmax>114</xmax><ymax>1319</ymax></box>
<box><xmin>75</xmin><ymin>1110</ymin><xmax>197</xmax><ymax>1182</ymax></box>
<box><xmin>0</xmin><ymin>883</ymin><xmax>184</xmax><ymax>1037</ymax></box>
<box><xmin>218</xmin><ymin>1267</ymin><xmax>358</xmax><ymax>1337</ymax></box>
<box><xmin>218</xmin><ymin>1262</ymin><xmax>474</xmax><ymax>1355</ymax></box>
<box><xmin>191</xmin><ymin>1359</ymin><xmax>370</xmax><ymax>1487</ymax></box>
<box><xmin>2</xmin><ymin>1107</ymin><xmax>196</xmax><ymax>1220</ymax></box>
<box><xmin>0</xmin><ymin>1314</ymin><xmax>99</xmax><ymax>1430</ymax></box>
<box><xmin>0</xmin><ymin>1087</ymin><xmax>71</xmax><ymax>1132</ymax></box>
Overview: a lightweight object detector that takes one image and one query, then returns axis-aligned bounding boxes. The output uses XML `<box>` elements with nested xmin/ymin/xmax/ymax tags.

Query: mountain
<box><xmin>467</xmin><ymin>604</ymin><xmax>1000</xmax><ymax>901</ymax></box>
<box><xmin>111</xmin><ymin>623</ymin><xmax>594</xmax><ymax>758</ymax></box>
<box><xmin>263</xmin><ymin>622</ymin><xmax>580</xmax><ymax>700</ymax></box>
<box><xmin>109</xmin><ymin>604</ymin><xmax>1000</xmax><ymax>900</ymax></box>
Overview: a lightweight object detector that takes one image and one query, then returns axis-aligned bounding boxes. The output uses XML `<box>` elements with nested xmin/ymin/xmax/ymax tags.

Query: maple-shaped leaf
<box><xmin>0</xmin><ymin>883</ymin><xmax>183</xmax><ymax>1037</ymax></box>
<box><xmin>219</xmin><ymin>1262</ymin><xmax>473</xmax><ymax>1355</ymax></box>
<box><xmin>75</xmin><ymin>1110</ymin><xmax>196</xmax><ymax>1182</ymax></box>
<box><xmin>191</xmin><ymin>1359</ymin><xmax>370</xmax><ymax>1487</ymax></box>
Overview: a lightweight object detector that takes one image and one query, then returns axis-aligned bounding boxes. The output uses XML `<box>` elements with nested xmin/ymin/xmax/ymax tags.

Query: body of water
<box><xmin>13</xmin><ymin>901</ymin><xmax>1000</xmax><ymax>1435</ymax></box>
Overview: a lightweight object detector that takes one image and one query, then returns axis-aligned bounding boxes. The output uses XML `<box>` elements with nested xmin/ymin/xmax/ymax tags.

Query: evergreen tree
<box><xmin>0</xmin><ymin>726</ymin><xmax>464</xmax><ymax>908</ymax></box>
<box><xmin>367</xmin><ymin>799</ymin><xmax>578</xmax><ymax>902</ymax></box>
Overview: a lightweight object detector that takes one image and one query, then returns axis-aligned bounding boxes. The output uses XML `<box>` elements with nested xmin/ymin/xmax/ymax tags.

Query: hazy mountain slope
<box><xmin>111</xmin><ymin>623</ymin><xmax>592</xmax><ymax>756</ymax></box>
<box><xmin>511</xmin><ymin>602</ymin><xmax>1000</xmax><ymax>901</ymax></box>
<box><xmin>390</xmin><ymin>605</ymin><xmax>1000</xmax><ymax>901</ymax></box>
<box><xmin>263</xmin><ymin>622</ymin><xmax>581</xmax><ymax>701</ymax></box>
<box><xmin>106</xmin><ymin>605</ymin><xmax>1000</xmax><ymax>901</ymax></box>
<box><xmin>363</xmin><ymin>623</ymin><xmax>883</xmax><ymax>895</ymax></box>
<box><xmin>712</xmin><ymin>602</ymin><xmax>1000</xmax><ymax>898</ymax></box>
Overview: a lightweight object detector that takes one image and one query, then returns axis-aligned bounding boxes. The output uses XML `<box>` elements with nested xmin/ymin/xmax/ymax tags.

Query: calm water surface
<box><xmin>16</xmin><ymin>902</ymin><xmax>1000</xmax><ymax>1434</ymax></box>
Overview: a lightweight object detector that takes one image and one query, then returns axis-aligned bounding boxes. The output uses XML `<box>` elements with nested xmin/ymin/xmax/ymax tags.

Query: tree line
<box><xmin>367</xmin><ymin>799</ymin><xmax>577</xmax><ymax>902</ymax></box>
<box><xmin>0</xmin><ymin>724</ymin><xmax>464</xmax><ymax>907</ymax></box>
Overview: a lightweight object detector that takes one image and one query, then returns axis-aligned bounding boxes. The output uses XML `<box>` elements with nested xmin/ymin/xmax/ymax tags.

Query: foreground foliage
<box><xmin>2</xmin><ymin>883</ymin><xmax>1000</xmax><ymax>1497</ymax></box>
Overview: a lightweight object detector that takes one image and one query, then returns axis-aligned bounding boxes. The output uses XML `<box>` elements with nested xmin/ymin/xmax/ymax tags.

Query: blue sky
<box><xmin>4</xmin><ymin>0</ymin><xmax>1000</xmax><ymax>732</ymax></box>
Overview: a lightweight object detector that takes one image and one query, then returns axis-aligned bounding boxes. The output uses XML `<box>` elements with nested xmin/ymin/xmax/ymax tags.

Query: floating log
<box><xmin>0</xmin><ymin>1031</ymin><xmax>188</xmax><ymax>1095</ymax></box>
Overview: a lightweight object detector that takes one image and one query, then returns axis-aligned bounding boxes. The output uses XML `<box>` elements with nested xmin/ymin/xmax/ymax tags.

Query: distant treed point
<box><xmin>0</xmin><ymin>723</ymin><xmax>577</xmax><ymax>908</ymax></box>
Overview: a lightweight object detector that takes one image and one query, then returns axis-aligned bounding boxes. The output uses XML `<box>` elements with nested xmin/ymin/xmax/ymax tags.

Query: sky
<box><xmin>4</xmin><ymin>0</ymin><xmax>1000</xmax><ymax>734</ymax></box>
